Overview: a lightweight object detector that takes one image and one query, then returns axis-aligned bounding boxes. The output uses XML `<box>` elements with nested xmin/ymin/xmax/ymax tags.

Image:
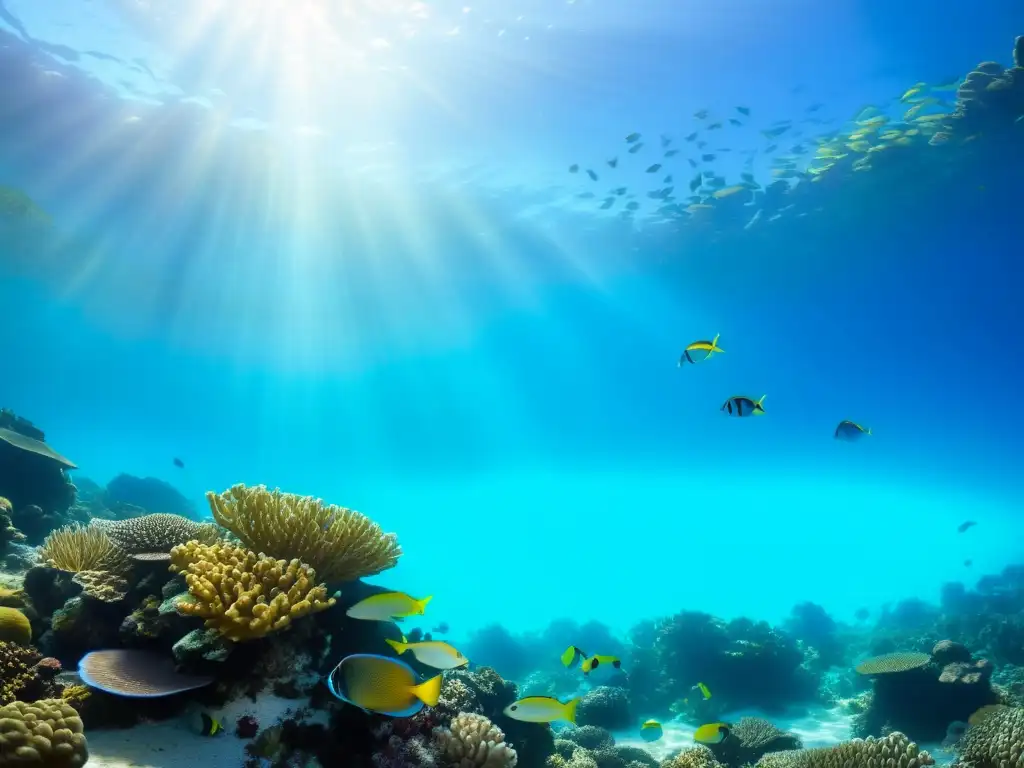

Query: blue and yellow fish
<box><xmin>834</xmin><ymin>420</ymin><xmax>871</xmax><ymax>441</ymax></box>
<box><xmin>326</xmin><ymin>654</ymin><xmax>441</xmax><ymax>717</ymax></box>
<box><xmin>722</xmin><ymin>395</ymin><xmax>766</xmax><ymax>417</ymax></box>
<box><xmin>679</xmin><ymin>334</ymin><xmax>724</xmax><ymax>365</ymax></box>
<box><xmin>640</xmin><ymin>719</ymin><xmax>663</xmax><ymax>742</ymax></box>
<box><xmin>581</xmin><ymin>654</ymin><xmax>621</xmax><ymax>675</ymax></box>
<box><xmin>695</xmin><ymin>722</ymin><xmax>731</xmax><ymax>744</ymax></box>
<box><xmin>560</xmin><ymin>646</ymin><xmax>587</xmax><ymax>668</ymax></box>
<box><xmin>198</xmin><ymin>713</ymin><xmax>222</xmax><ymax>737</ymax></box>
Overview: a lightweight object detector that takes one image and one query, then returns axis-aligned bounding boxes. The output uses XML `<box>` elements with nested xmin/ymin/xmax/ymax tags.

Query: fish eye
<box><xmin>510</xmin><ymin>705</ymin><xmax>518</xmax><ymax>711</ymax></box>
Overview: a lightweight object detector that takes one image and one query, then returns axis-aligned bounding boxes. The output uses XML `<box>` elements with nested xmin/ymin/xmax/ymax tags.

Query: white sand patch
<box><xmin>86</xmin><ymin>694</ymin><xmax>327</xmax><ymax>768</ymax></box>
<box><xmin>613</xmin><ymin>706</ymin><xmax>857</xmax><ymax>762</ymax></box>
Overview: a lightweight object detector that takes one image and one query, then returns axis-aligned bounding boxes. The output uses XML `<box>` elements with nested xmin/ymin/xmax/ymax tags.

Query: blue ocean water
<box><xmin>1</xmin><ymin>0</ymin><xmax>1022</xmax><ymax>651</ymax></box>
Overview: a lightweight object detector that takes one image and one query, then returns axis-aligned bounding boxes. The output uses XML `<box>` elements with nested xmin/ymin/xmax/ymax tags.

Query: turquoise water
<box><xmin>1</xmin><ymin>0</ymin><xmax>1022</xmax><ymax>646</ymax></box>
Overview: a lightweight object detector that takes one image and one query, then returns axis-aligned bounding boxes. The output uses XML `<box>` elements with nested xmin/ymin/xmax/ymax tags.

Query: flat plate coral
<box><xmin>78</xmin><ymin>649</ymin><xmax>214</xmax><ymax>697</ymax></box>
<box><xmin>0</xmin><ymin>427</ymin><xmax>77</xmax><ymax>468</ymax></box>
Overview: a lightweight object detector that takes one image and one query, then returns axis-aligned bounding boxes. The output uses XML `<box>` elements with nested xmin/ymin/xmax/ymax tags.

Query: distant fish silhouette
<box><xmin>957</xmin><ymin>521</ymin><xmax>976</xmax><ymax>534</ymax></box>
<box><xmin>964</xmin><ymin>559</ymin><xmax>973</xmax><ymax>567</ymax></box>
<box><xmin>432</xmin><ymin>622</ymin><xmax>449</xmax><ymax>635</ymax></box>
<box><xmin>173</xmin><ymin>458</ymin><xmax>184</xmax><ymax>469</ymax></box>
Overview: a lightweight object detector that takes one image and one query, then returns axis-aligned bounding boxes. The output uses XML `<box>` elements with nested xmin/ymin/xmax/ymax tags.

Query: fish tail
<box><xmin>711</xmin><ymin>333</ymin><xmax>723</xmax><ymax>353</ymax></box>
<box><xmin>866</xmin><ymin>427</ymin><xmax>873</xmax><ymax>436</ymax></box>
<box><xmin>412</xmin><ymin>674</ymin><xmax>442</xmax><ymax>708</ymax></box>
<box><xmin>417</xmin><ymin>595</ymin><xmax>434</xmax><ymax>613</ymax></box>
<box><xmin>385</xmin><ymin>638</ymin><xmax>406</xmax><ymax>655</ymax></box>
<box><xmin>563</xmin><ymin>697</ymin><xmax>580</xmax><ymax>724</ymax></box>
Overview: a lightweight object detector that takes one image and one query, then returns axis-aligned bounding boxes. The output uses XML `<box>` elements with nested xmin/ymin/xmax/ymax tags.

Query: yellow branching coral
<box><xmin>206</xmin><ymin>483</ymin><xmax>402</xmax><ymax>583</ymax></box>
<box><xmin>37</xmin><ymin>525</ymin><xmax>128</xmax><ymax>574</ymax></box>
<box><xmin>169</xmin><ymin>540</ymin><xmax>336</xmax><ymax>642</ymax></box>
<box><xmin>437</xmin><ymin>712</ymin><xmax>519</xmax><ymax>768</ymax></box>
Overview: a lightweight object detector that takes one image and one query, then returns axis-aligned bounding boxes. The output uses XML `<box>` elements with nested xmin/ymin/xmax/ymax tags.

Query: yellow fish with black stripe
<box><xmin>581</xmin><ymin>654</ymin><xmax>622</xmax><ymax>675</ymax></box>
<box><xmin>560</xmin><ymin>645</ymin><xmax>587</xmax><ymax>668</ymax></box>
<box><xmin>721</xmin><ymin>395</ymin><xmax>766</xmax><ymax>417</ymax></box>
<box><xmin>679</xmin><ymin>334</ymin><xmax>725</xmax><ymax>366</ymax></box>
<box><xmin>695</xmin><ymin>722</ymin><xmax>731</xmax><ymax>744</ymax></box>
<box><xmin>503</xmin><ymin>695</ymin><xmax>580</xmax><ymax>724</ymax></box>
<box><xmin>326</xmin><ymin>653</ymin><xmax>441</xmax><ymax>717</ymax></box>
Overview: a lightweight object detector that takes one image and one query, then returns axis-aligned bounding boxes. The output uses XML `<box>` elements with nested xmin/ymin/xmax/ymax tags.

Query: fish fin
<box><xmin>564</xmin><ymin>697</ymin><xmax>580</xmax><ymax>724</ymax></box>
<box><xmin>411</xmin><ymin>674</ymin><xmax>443</xmax><ymax>708</ymax></box>
<box><xmin>385</xmin><ymin>638</ymin><xmax>406</xmax><ymax>655</ymax></box>
<box><xmin>866</xmin><ymin>427</ymin><xmax>872</xmax><ymax>436</ymax></box>
<box><xmin>417</xmin><ymin>595</ymin><xmax>434</xmax><ymax>613</ymax></box>
<box><xmin>711</xmin><ymin>334</ymin><xmax>723</xmax><ymax>353</ymax></box>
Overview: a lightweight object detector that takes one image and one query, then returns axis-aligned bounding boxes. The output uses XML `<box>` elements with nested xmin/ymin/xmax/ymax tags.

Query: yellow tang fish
<box><xmin>679</xmin><ymin>334</ymin><xmax>724</xmax><ymax>366</ymax></box>
<box><xmin>834</xmin><ymin>420</ymin><xmax>872</xmax><ymax>441</ymax></box>
<box><xmin>384</xmin><ymin>638</ymin><xmax>469</xmax><ymax>670</ymax></box>
<box><xmin>346</xmin><ymin>592</ymin><xmax>433</xmax><ymax>622</ymax></box>
<box><xmin>560</xmin><ymin>645</ymin><xmax>587</xmax><ymax>668</ymax></box>
<box><xmin>722</xmin><ymin>395</ymin><xmax>765</xmax><ymax>417</ymax></box>
<box><xmin>641</xmin><ymin>719</ymin><xmax>663</xmax><ymax>742</ymax></box>
<box><xmin>697</xmin><ymin>682</ymin><xmax>712</xmax><ymax>700</ymax></box>
<box><xmin>581</xmin><ymin>655</ymin><xmax>621</xmax><ymax>675</ymax></box>
<box><xmin>503</xmin><ymin>696</ymin><xmax>580</xmax><ymax>724</ymax></box>
<box><xmin>326</xmin><ymin>654</ymin><xmax>441</xmax><ymax>717</ymax></box>
<box><xmin>695</xmin><ymin>723</ymin><xmax>731</xmax><ymax>744</ymax></box>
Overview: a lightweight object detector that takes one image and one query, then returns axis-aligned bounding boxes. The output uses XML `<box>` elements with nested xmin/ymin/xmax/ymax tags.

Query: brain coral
<box><xmin>0</xmin><ymin>698</ymin><xmax>88</xmax><ymax>767</ymax></box>
<box><xmin>169</xmin><ymin>540</ymin><xmax>336</xmax><ymax>642</ymax></box>
<box><xmin>38</xmin><ymin>524</ymin><xmax>128</xmax><ymax>574</ymax></box>
<box><xmin>96</xmin><ymin>513</ymin><xmax>220</xmax><ymax>555</ymax></box>
<box><xmin>436</xmin><ymin>712</ymin><xmax>518</xmax><ymax>768</ymax></box>
<box><xmin>0</xmin><ymin>607</ymin><xmax>31</xmax><ymax>644</ymax></box>
<box><xmin>206</xmin><ymin>483</ymin><xmax>401</xmax><ymax>583</ymax></box>
<box><xmin>754</xmin><ymin>732</ymin><xmax>933</xmax><ymax>768</ymax></box>
<box><xmin>954</xmin><ymin>705</ymin><xmax>1024</xmax><ymax>768</ymax></box>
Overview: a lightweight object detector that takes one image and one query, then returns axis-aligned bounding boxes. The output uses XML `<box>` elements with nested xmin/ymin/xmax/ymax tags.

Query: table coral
<box><xmin>206</xmin><ymin>483</ymin><xmax>401</xmax><ymax>583</ymax></box>
<box><xmin>95</xmin><ymin>513</ymin><xmax>220</xmax><ymax>555</ymax></box>
<box><xmin>0</xmin><ymin>698</ymin><xmax>88</xmax><ymax>767</ymax></box>
<box><xmin>169</xmin><ymin>540</ymin><xmax>336</xmax><ymax>642</ymax></box>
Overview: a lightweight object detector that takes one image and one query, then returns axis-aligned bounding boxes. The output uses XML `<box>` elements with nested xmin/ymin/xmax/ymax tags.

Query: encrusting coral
<box><xmin>206</xmin><ymin>483</ymin><xmax>401</xmax><ymax>583</ymax></box>
<box><xmin>71</xmin><ymin>570</ymin><xmax>129</xmax><ymax>603</ymax></box>
<box><xmin>953</xmin><ymin>705</ymin><xmax>1024</xmax><ymax>768</ymax></box>
<box><xmin>436</xmin><ymin>712</ymin><xmax>519</xmax><ymax>768</ymax></box>
<box><xmin>94</xmin><ymin>513</ymin><xmax>220</xmax><ymax>555</ymax></box>
<box><xmin>754</xmin><ymin>732</ymin><xmax>933</xmax><ymax>768</ymax></box>
<box><xmin>37</xmin><ymin>524</ymin><xmax>128</xmax><ymax>574</ymax></box>
<box><xmin>169</xmin><ymin>540</ymin><xmax>336</xmax><ymax>642</ymax></box>
<box><xmin>0</xmin><ymin>698</ymin><xmax>88</xmax><ymax>767</ymax></box>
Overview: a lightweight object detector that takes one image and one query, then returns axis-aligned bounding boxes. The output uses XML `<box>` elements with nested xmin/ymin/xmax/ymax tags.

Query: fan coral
<box><xmin>712</xmin><ymin>717</ymin><xmax>802</xmax><ymax>767</ymax></box>
<box><xmin>71</xmin><ymin>570</ymin><xmax>129</xmax><ymax>603</ymax></box>
<box><xmin>0</xmin><ymin>698</ymin><xmax>88</xmax><ymax>767</ymax></box>
<box><xmin>0</xmin><ymin>607</ymin><xmax>31</xmax><ymax>644</ymax></box>
<box><xmin>436</xmin><ymin>712</ymin><xmax>518</xmax><ymax>768</ymax></box>
<box><xmin>855</xmin><ymin>653</ymin><xmax>931</xmax><ymax>675</ymax></box>
<box><xmin>38</xmin><ymin>525</ymin><xmax>128</xmax><ymax>574</ymax></box>
<box><xmin>0</xmin><ymin>641</ymin><xmax>41</xmax><ymax>704</ymax></box>
<box><xmin>754</xmin><ymin>732</ymin><xmax>933</xmax><ymax>768</ymax></box>
<box><xmin>953</xmin><ymin>705</ymin><xmax>1024</xmax><ymax>768</ymax></box>
<box><xmin>663</xmin><ymin>746</ymin><xmax>725</xmax><ymax>768</ymax></box>
<box><xmin>95</xmin><ymin>513</ymin><xmax>220</xmax><ymax>555</ymax></box>
<box><xmin>169</xmin><ymin>540</ymin><xmax>336</xmax><ymax>641</ymax></box>
<box><xmin>206</xmin><ymin>483</ymin><xmax>401</xmax><ymax>583</ymax></box>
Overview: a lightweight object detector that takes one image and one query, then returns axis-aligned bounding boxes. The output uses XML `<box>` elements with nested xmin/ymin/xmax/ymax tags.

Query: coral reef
<box><xmin>169</xmin><ymin>540</ymin><xmax>336</xmax><ymax>642</ymax></box>
<box><xmin>0</xmin><ymin>606</ymin><xmax>31</xmax><ymax>644</ymax></box>
<box><xmin>577</xmin><ymin>686</ymin><xmax>632</xmax><ymax>730</ymax></box>
<box><xmin>70</xmin><ymin>570</ymin><xmax>129</xmax><ymax>603</ymax></box>
<box><xmin>559</xmin><ymin>726</ymin><xmax>613</xmax><ymax>751</ymax></box>
<box><xmin>206</xmin><ymin>483</ymin><xmax>401</xmax><ymax>583</ymax></box>
<box><xmin>0</xmin><ymin>412</ymin><xmax>77</xmax><ymax>537</ymax></box>
<box><xmin>853</xmin><ymin>640</ymin><xmax>998</xmax><ymax>742</ymax></box>
<box><xmin>709</xmin><ymin>718</ymin><xmax>802</xmax><ymax>768</ymax></box>
<box><xmin>663</xmin><ymin>746</ymin><xmax>725</xmax><ymax>768</ymax></box>
<box><xmin>754</xmin><ymin>732</ymin><xmax>932</xmax><ymax>768</ymax></box>
<box><xmin>0</xmin><ymin>699</ymin><xmax>88</xmax><ymax>767</ymax></box>
<box><xmin>629</xmin><ymin>611</ymin><xmax>816</xmax><ymax>716</ymax></box>
<box><xmin>436</xmin><ymin>712</ymin><xmax>518</xmax><ymax>768</ymax></box>
<box><xmin>546</xmin><ymin>725</ymin><xmax>657</xmax><ymax>768</ymax></box>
